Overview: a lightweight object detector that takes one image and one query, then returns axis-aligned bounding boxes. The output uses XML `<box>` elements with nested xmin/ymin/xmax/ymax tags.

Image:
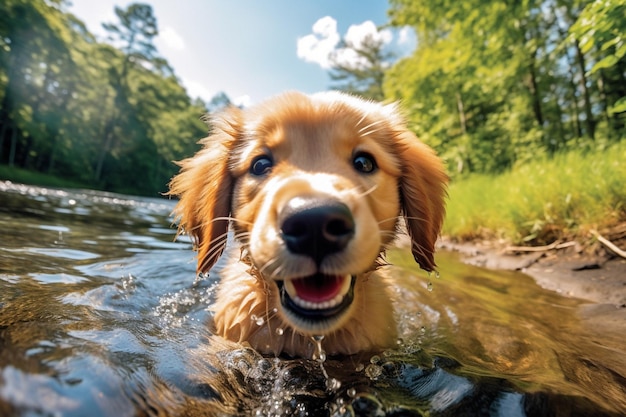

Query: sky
<box><xmin>67</xmin><ymin>0</ymin><xmax>415</xmax><ymax>107</ymax></box>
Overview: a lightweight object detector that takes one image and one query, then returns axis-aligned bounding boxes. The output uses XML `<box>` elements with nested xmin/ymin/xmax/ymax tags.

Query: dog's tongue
<box><xmin>292</xmin><ymin>274</ymin><xmax>344</xmax><ymax>303</ymax></box>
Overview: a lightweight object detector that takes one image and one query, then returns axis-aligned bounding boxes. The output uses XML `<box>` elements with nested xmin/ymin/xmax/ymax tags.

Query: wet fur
<box><xmin>169</xmin><ymin>91</ymin><xmax>447</xmax><ymax>357</ymax></box>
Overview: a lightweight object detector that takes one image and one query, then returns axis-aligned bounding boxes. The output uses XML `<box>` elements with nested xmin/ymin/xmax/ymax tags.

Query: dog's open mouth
<box><xmin>277</xmin><ymin>274</ymin><xmax>355</xmax><ymax>323</ymax></box>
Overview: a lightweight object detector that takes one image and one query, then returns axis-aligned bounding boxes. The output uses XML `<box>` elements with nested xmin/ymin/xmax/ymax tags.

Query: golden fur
<box><xmin>169</xmin><ymin>91</ymin><xmax>447</xmax><ymax>357</ymax></box>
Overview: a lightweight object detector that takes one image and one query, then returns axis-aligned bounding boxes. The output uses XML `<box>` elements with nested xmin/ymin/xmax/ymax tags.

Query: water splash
<box><xmin>250</xmin><ymin>314</ymin><xmax>265</xmax><ymax>326</ymax></box>
<box><xmin>311</xmin><ymin>335</ymin><xmax>341</xmax><ymax>392</ymax></box>
<box><xmin>311</xmin><ymin>335</ymin><xmax>326</xmax><ymax>362</ymax></box>
<box><xmin>365</xmin><ymin>354</ymin><xmax>383</xmax><ymax>380</ymax></box>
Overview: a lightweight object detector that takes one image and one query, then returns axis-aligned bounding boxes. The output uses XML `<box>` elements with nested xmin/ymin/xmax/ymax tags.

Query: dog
<box><xmin>169</xmin><ymin>91</ymin><xmax>447</xmax><ymax>358</ymax></box>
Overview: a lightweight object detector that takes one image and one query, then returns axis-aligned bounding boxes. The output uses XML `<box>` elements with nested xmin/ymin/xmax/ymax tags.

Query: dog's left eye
<box><xmin>353</xmin><ymin>152</ymin><xmax>377</xmax><ymax>174</ymax></box>
<box><xmin>250</xmin><ymin>155</ymin><xmax>273</xmax><ymax>176</ymax></box>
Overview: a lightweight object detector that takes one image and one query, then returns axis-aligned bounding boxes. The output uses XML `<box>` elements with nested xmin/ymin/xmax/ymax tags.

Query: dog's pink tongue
<box><xmin>292</xmin><ymin>275</ymin><xmax>343</xmax><ymax>303</ymax></box>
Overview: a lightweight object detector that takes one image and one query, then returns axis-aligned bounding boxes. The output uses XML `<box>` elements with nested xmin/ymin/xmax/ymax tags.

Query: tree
<box><xmin>0</xmin><ymin>0</ymin><xmax>77</xmax><ymax>168</ymax></box>
<box><xmin>0</xmin><ymin>0</ymin><xmax>211</xmax><ymax>196</ymax></box>
<box><xmin>386</xmin><ymin>0</ymin><xmax>625</xmax><ymax>177</ymax></box>
<box><xmin>95</xmin><ymin>3</ymin><xmax>159</xmax><ymax>183</ymax></box>
<box><xmin>570</xmin><ymin>0</ymin><xmax>626</xmax><ymax>137</ymax></box>
<box><xmin>206</xmin><ymin>91</ymin><xmax>233</xmax><ymax>113</ymax></box>
<box><xmin>329</xmin><ymin>33</ymin><xmax>395</xmax><ymax>101</ymax></box>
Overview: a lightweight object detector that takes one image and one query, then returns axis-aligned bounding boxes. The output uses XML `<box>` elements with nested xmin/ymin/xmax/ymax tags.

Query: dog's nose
<box><xmin>280</xmin><ymin>198</ymin><xmax>355</xmax><ymax>264</ymax></box>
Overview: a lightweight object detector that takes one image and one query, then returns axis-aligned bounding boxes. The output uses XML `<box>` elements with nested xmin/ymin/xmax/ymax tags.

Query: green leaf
<box><xmin>591</xmin><ymin>55</ymin><xmax>618</xmax><ymax>73</ymax></box>
<box><xmin>609</xmin><ymin>97</ymin><xmax>626</xmax><ymax>114</ymax></box>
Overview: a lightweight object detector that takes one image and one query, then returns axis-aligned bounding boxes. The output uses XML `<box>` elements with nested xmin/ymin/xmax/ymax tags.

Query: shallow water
<box><xmin>1</xmin><ymin>181</ymin><xmax>625</xmax><ymax>416</ymax></box>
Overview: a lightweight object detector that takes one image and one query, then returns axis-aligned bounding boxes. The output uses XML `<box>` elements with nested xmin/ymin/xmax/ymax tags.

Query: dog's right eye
<box><xmin>353</xmin><ymin>152</ymin><xmax>377</xmax><ymax>174</ymax></box>
<box><xmin>250</xmin><ymin>155</ymin><xmax>273</xmax><ymax>176</ymax></box>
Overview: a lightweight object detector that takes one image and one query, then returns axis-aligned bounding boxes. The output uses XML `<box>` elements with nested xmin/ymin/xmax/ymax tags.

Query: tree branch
<box><xmin>591</xmin><ymin>230</ymin><xmax>626</xmax><ymax>259</ymax></box>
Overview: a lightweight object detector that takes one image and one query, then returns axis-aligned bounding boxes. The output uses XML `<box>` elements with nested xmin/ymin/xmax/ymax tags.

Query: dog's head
<box><xmin>169</xmin><ymin>91</ymin><xmax>447</xmax><ymax>352</ymax></box>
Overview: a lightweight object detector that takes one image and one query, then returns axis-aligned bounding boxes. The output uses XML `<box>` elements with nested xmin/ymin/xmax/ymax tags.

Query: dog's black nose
<box><xmin>280</xmin><ymin>198</ymin><xmax>355</xmax><ymax>264</ymax></box>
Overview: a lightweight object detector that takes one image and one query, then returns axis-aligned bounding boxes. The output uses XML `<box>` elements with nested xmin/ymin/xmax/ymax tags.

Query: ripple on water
<box><xmin>24</xmin><ymin>247</ymin><xmax>100</xmax><ymax>261</ymax></box>
<box><xmin>2</xmin><ymin>183</ymin><xmax>625</xmax><ymax>416</ymax></box>
<box><xmin>32</xmin><ymin>273</ymin><xmax>89</xmax><ymax>284</ymax></box>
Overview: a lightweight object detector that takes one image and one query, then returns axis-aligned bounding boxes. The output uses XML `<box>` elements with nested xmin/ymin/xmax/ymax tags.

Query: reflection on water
<box><xmin>0</xmin><ymin>181</ymin><xmax>624</xmax><ymax>416</ymax></box>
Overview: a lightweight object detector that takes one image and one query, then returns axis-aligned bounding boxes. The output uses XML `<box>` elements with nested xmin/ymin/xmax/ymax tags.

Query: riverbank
<box><xmin>438</xmin><ymin>224</ymin><xmax>626</xmax><ymax>307</ymax></box>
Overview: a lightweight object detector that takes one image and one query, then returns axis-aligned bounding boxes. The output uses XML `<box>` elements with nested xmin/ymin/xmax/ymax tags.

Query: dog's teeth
<box><xmin>282</xmin><ymin>275</ymin><xmax>352</xmax><ymax>311</ymax></box>
<box><xmin>290</xmin><ymin>293</ymin><xmax>345</xmax><ymax>311</ymax></box>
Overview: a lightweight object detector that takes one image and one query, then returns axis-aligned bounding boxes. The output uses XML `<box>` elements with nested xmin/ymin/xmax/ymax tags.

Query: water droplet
<box><xmin>420</xmin><ymin>326</ymin><xmax>426</xmax><ymax>334</ymax></box>
<box><xmin>311</xmin><ymin>335</ymin><xmax>326</xmax><ymax>362</ymax></box>
<box><xmin>326</xmin><ymin>377</ymin><xmax>341</xmax><ymax>391</ymax></box>
<box><xmin>369</xmin><ymin>355</ymin><xmax>381</xmax><ymax>364</ymax></box>
<box><xmin>427</xmin><ymin>281</ymin><xmax>433</xmax><ymax>292</ymax></box>
<box><xmin>250</xmin><ymin>314</ymin><xmax>264</xmax><ymax>326</ymax></box>
<box><xmin>275</xmin><ymin>327</ymin><xmax>284</xmax><ymax>336</ymax></box>
<box><xmin>257</xmin><ymin>358</ymin><xmax>272</xmax><ymax>371</ymax></box>
<box><xmin>347</xmin><ymin>387</ymin><xmax>357</xmax><ymax>398</ymax></box>
<box><xmin>355</xmin><ymin>363</ymin><xmax>365</xmax><ymax>372</ymax></box>
<box><xmin>435</xmin><ymin>271</ymin><xmax>441</xmax><ymax>279</ymax></box>
<box><xmin>365</xmin><ymin>364</ymin><xmax>383</xmax><ymax>379</ymax></box>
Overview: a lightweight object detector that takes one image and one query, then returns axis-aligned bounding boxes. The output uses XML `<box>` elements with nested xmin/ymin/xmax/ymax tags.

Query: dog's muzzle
<box><xmin>276</xmin><ymin>198</ymin><xmax>357</xmax><ymax>330</ymax></box>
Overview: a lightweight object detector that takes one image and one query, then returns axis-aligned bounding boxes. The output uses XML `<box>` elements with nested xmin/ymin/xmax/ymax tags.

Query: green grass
<box><xmin>443</xmin><ymin>141</ymin><xmax>626</xmax><ymax>244</ymax></box>
<box><xmin>0</xmin><ymin>165</ymin><xmax>89</xmax><ymax>190</ymax></box>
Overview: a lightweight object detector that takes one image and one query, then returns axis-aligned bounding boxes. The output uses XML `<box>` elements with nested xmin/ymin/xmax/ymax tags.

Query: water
<box><xmin>1</xmin><ymin>181</ymin><xmax>625</xmax><ymax>416</ymax></box>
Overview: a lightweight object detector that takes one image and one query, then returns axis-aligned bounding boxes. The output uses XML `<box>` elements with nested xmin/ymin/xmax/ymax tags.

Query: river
<box><xmin>0</xmin><ymin>181</ymin><xmax>624</xmax><ymax>416</ymax></box>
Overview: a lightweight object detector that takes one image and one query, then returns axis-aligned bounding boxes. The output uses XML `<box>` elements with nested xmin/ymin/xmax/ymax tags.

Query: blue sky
<box><xmin>68</xmin><ymin>0</ymin><xmax>414</xmax><ymax>106</ymax></box>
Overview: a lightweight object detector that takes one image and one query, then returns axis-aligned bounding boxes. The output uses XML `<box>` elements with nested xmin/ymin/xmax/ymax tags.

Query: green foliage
<box><xmin>0</xmin><ymin>164</ymin><xmax>88</xmax><ymax>189</ymax></box>
<box><xmin>570</xmin><ymin>0</ymin><xmax>626</xmax><ymax>116</ymax></box>
<box><xmin>444</xmin><ymin>141</ymin><xmax>626</xmax><ymax>243</ymax></box>
<box><xmin>0</xmin><ymin>0</ymin><xmax>208</xmax><ymax>196</ymax></box>
<box><xmin>329</xmin><ymin>35</ymin><xmax>395</xmax><ymax>101</ymax></box>
<box><xmin>386</xmin><ymin>0</ymin><xmax>626</xmax><ymax>178</ymax></box>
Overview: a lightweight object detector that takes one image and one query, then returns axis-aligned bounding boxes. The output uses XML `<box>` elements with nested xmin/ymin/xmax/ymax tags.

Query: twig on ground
<box><xmin>504</xmin><ymin>241</ymin><xmax>576</xmax><ymax>254</ymax></box>
<box><xmin>591</xmin><ymin>230</ymin><xmax>626</xmax><ymax>259</ymax></box>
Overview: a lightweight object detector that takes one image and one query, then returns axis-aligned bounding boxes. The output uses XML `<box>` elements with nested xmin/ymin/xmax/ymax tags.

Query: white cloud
<box><xmin>297</xmin><ymin>16</ymin><xmax>341</xmax><ymax>69</ymax></box>
<box><xmin>397</xmin><ymin>27</ymin><xmax>412</xmax><ymax>45</ymax></box>
<box><xmin>298</xmin><ymin>17</ymin><xmax>397</xmax><ymax>71</ymax></box>
<box><xmin>233</xmin><ymin>95</ymin><xmax>252</xmax><ymax>108</ymax></box>
<box><xmin>344</xmin><ymin>21</ymin><xmax>392</xmax><ymax>51</ymax></box>
<box><xmin>158</xmin><ymin>26</ymin><xmax>185</xmax><ymax>51</ymax></box>
<box><xmin>181</xmin><ymin>78</ymin><xmax>214</xmax><ymax>101</ymax></box>
<box><xmin>395</xmin><ymin>26</ymin><xmax>417</xmax><ymax>58</ymax></box>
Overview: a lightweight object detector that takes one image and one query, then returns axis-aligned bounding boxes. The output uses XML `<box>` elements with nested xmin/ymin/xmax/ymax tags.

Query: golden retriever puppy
<box><xmin>169</xmin><ymin>91</ymin><xmax>447</xmax><ymax>358</ymax></box>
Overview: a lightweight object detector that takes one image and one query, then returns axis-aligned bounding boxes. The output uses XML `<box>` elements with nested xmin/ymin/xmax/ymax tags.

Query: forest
<box><xmin>0</xmin><ymin>0</ymin><xmax>624</xmax><ymax>196</ymax></box>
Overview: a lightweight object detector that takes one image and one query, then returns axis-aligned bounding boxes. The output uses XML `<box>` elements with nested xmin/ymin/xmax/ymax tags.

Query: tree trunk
<box><xmin>0</xmin><ymin>115</ymin><xmax>8</xmax><ymax>162</ymax></box>
<box><xmin>527</xmin><ymin>50</ymin><xmax>544</xmax><ymax>127</ymax></box>
<box><xmin>574</xmin><ymin>39</ymin><xmax>595</xmax><ymax>139</ymax></box>
<box><xmin>456</xmin><ymin>91</ymin><xmax>467</xmax><ymax>135</ymax></box>
<box><xmin>8</xmin><ymin>128</ymin><xmax>17</xmax><ymax>167</ymax></box>
<box><xmin>94</xmin><ymin>117</ymin><xmax>116</xmax><ymax>182</ymax></box>
<box><xmin>563</xmin><ymin>48</ymin><xmax>583</xmax><ymax>139</ymax></box>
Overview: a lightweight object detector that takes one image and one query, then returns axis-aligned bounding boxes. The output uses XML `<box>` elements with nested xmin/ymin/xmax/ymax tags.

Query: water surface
<box><xmin>1</xmin><ymin>181</ymin><xmax>624</xmax><ymax>416</ymax></box>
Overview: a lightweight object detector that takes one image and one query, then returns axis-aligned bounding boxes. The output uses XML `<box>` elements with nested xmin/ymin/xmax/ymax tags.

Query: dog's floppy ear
<box><xmin>168</xmin><ymin>107</ymin><xmax>242</xmax><ymax>274</ymax></box>
<box><xmin>396</xmin><ymin>129</ymin><xmax>448</xmax><ymax>272</ymax></box>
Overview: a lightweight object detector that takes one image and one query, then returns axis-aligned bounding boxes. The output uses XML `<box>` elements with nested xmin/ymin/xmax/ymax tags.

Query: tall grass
<box><xmin>443</xmin><ymin>141</ymin><xmax>626</xmax><ymax>244</ymax></box>
<box><xmin>0</xmin><ymin>165</ymin><xmax>88</xmax><ymax>190</ymax></box>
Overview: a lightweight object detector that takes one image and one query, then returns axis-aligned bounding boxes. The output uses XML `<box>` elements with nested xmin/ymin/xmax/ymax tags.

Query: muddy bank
<box><xmin>438</xmin><ymin>236</ymin><xmax>626</xmax><ymax>307</ymax></box>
